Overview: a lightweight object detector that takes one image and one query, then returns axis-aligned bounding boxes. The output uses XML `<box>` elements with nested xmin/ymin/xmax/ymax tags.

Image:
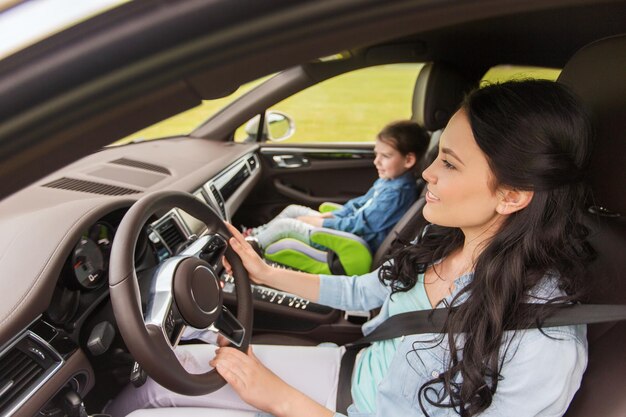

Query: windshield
<box><xmin>0</xmin><ymin>0</ymin><xmax>128</xmax><ymax>60</ymax></box>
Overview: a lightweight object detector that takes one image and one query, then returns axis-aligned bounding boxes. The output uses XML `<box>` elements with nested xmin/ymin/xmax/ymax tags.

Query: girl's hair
<box><xmin>380</xmin><ymin>80</ymin><xmax>594</xmax><ymax>416</ymax></box>
<box><xmin>377</xmin><ymin>120</ymin><xmax>430</xmax><ymax>172</ymax></box>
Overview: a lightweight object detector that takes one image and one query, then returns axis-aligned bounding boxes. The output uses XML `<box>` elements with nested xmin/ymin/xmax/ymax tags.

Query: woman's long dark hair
<box><xmin>380</xmin><ymin>80</ymin><xmax>595</xmax><ymax>416</ymax></box>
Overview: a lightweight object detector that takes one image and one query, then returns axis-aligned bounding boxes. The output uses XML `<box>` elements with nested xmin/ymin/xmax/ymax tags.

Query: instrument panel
<box><xmin>45</xmin><ymin>153</ymin><xmax>260</xmax><ymax>330</ymax></box>
<box><xmin>68</xmin><ymin>222</ymin><xmax>114</xmax><ymax>291</ymax></box>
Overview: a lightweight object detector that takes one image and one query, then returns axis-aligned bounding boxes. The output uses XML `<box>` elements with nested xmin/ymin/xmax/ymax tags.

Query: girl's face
<box><xmin>373</xmin><ymin>138</ymin><xmax>415</xmax><ymax>180</ymax></box>
<box><xmin>422</xmin><ymin>109</ymin><xmax>503</xmax><ymax>234</ymax></box>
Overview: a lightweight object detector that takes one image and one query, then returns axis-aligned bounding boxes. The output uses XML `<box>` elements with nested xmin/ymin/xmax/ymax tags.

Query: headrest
<box><xmin>558</xmin><ymin>35</ymin><xmax>626</xmax><ymax>216</ymax></box>
<box><xmin>411</xmin><ymin>62</ymin><xmax>477</xmax><ymax>131</ymax></box>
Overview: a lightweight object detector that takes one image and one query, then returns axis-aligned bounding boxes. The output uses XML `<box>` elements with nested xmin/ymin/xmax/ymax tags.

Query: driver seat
<box><xmin>557</xmin><ymin>33</ymin><xmax>626</xmax><ymax>417</ymax></box>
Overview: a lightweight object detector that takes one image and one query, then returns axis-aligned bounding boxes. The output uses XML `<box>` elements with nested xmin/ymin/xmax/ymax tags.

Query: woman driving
<box><xmin>108</xmin><ymin>79</ymin><xmax>594</xmax><ymax>417</ymax></box>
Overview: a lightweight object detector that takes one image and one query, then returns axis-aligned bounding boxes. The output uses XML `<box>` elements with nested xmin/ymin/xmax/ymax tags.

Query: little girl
<box><xmin>247</xmin><ymin>120</ymin><xmax>430</xmax><ymax>253</ymax></box>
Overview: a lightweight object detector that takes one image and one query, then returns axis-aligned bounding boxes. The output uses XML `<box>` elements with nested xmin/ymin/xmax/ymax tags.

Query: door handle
<box><xmin>272</xmin><ymin>155</ymin><xmax>309</xmax><ymax>168</ymax></box>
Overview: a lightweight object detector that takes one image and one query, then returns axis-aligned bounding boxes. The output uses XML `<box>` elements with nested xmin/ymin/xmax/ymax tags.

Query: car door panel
<box><xmin>233</xmin><ymin>144</ymin><xmax>377</xmax><ymax>227</ymax></box>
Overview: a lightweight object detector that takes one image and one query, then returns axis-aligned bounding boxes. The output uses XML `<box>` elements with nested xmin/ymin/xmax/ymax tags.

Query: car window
<box><xmin>482</xmin><ymin>65</ymin><xmax>561</xmax><ymax>83</ymax></box>
<box><xmin>235</xmin><ymin>64</ymin><xmax>424</xmax><ymax>144</ymax></box>
<box><xmin>234</xmin><ymin>64</ymin><xmax>560</xmax><ymax>144</ymax></box>
<box><xmin>114</xmin><ymin>64</ymin><xmax>558</xmax><ymax>147</ymax></box>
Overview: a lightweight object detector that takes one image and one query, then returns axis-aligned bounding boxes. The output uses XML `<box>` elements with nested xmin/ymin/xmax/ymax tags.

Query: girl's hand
<box><xmin>209</xmin><ymin>346</ymin><xmax>298</xmax><ymax>416</ymax></box>
<box><xmin>223</xmin><ymin>222</ymin><xmax>272</xmax><ymax>285</ymax></box>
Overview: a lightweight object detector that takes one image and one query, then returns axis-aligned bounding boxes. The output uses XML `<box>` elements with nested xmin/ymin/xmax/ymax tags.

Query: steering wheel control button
<box><xmin>198</xmin><ymin>234</ymin><xmax>228</xmax><ymax>265</ymax></box>
<box><xmin>130</xmin><ymin>362</ymin><xmax>148</xmax><ymax>387</ymax></box>
<box><xmin>221</xmin><ymin>274</ymin><xmax>236</xmax><ymax>293</ymax></box>
<box><xmin>165</xmin><ymin>310</ymin><xmax>175</xmax><ymax>335</ymax></box>
<box><xmin>212</xmin><ymin>306</ymin><xmax>246</xmax><ymax>347</ymax></box>
<box><xmin>173</xmin><ymin>257</ymin><xmax>222</xmax><ymax>328</ymax></box>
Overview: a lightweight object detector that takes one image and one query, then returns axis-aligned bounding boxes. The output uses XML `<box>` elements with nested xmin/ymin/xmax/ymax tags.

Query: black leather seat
<box><xmin>557</xmin><ymin>34</ymin><xmax>626</xmax><ymax>417</ymax></box>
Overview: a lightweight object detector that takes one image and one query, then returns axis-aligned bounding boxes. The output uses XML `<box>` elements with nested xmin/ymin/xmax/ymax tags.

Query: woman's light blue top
<box><xmin>352</xmin><ymin>273</ymin><xmax>432</xmax><ymax>412</ymax></box>
<box><xmin>318</xmin><ymin>267</ymin><xmax>588</xmax><ymax>417</ymax></box>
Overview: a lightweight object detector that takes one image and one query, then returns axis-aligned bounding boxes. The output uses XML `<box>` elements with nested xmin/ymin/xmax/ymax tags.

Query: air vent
<box><xmin>0</xmin><ymin>349</ymin><xmax>44</xmax><ymax>411</ymax></box>
<box><xmin>110</xmin><ymin>158</ymin><xmax>171</xmax><ymax>175</ymax></box>
<box><xmin>154</xmin><ymin>217</ymin><xmax>186</xmax><ymax>253</ymax></box>
<box><xmin>0</xmin><ymin>332</ymin><xmax>62</xmax><ymax>416</ymax></box>
<box><xmin>209</xmin><ymin>185</ymin><xmax>226</xmax><ymax>219</ymax></box>
<box><xmin>43</xmin><ymin>178</ymin><xmax>140</xmax><ymax>195</ymax></box>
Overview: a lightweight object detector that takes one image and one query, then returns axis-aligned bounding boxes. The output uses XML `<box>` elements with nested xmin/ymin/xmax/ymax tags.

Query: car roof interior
<box><xmin>192</xmin><ymin>2</ymin><xmax>626</xmax><ymax>138</ymax></box>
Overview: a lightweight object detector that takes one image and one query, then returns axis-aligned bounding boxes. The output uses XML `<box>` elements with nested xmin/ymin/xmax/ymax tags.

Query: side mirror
<box><xmin>244</xmin><ymin>110</ymin><xmax>295</xmax><ymax>142</ymax></box>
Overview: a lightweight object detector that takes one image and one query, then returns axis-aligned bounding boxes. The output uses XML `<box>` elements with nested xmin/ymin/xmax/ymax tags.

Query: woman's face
<box><xmin>422</xmin><ymin>109</ymin><xmax>502</xmax><ymax>234</ymax></box>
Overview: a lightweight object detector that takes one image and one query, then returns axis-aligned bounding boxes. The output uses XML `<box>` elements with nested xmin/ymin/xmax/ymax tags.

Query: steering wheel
<box><xmin>109</xmin><ymin>190</ymin><xmax>253</xmax><ymax>395</ymax></box>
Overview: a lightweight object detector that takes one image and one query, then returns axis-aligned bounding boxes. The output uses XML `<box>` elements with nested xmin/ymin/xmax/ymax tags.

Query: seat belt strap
<box><xmin>335</xmin><ymin>303</ymin><xmax>626</xmax><ymax>414</ymax></box>
<box><xmin>349</xmin><ymin>303</ymin><xmax>626</xmax><ymax>346</ymax></box>
<box><xmin>335</xmin><ymin>344</ymin><xmax>366</xmax><ymax>414</ymax></box>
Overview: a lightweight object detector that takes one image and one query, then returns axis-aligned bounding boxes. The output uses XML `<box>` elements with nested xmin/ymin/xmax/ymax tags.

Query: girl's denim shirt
<box><xmin>321</xmin><ymin>171</ymin><xmax>418</xmax><ymax>251</ymax></box>
<box><xmin>318</xmin><ymin>267</ymin><xmax>588</xmax><ymax>417</ymax></box>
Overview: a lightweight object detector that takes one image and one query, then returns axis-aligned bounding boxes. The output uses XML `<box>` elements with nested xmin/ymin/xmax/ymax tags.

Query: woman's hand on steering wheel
<box><xmin>223</xmin><ymin>222</ymin><xmax>273</xmax><ymax>286</ymax></box>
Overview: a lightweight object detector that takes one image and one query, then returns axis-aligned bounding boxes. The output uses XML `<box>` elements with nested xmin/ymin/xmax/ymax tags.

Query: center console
<box><xmin>220</xmin><ymin>273</ymin><xmax>335</xmax><ymax>316</ymax></box>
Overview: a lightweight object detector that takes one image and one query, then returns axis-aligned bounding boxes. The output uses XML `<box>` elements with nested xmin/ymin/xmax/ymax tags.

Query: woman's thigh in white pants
<box><xmin>105</xmin><ymin>344</ymin><xmax>344</xmax><ymax>417</ymax></box>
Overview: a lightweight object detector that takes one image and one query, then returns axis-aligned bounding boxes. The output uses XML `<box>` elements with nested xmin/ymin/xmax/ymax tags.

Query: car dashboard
<box><xmin>0</xmin><ymin>137</ymin><xmax>339</xmax><ymax>416</ymax></box>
